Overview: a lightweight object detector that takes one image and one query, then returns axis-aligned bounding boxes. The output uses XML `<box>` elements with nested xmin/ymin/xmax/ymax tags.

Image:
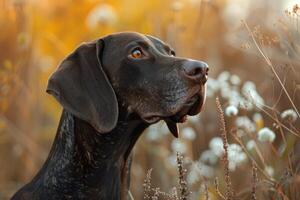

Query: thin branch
<box><xmin>247</xmin><ymin>94</ymin><xmax>300</xmax><ymax>138</ymax></box>
<box><xmin>242</xmin><ymin>20</ymin><xmax>300</xmax><ymax>119</ymax></box>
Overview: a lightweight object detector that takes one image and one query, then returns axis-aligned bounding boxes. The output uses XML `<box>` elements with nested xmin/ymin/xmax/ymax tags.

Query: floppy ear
<box><xmin>46</xmin><ymin>39</ymin><xmax>118</xmax><ymax>133</ymax></box>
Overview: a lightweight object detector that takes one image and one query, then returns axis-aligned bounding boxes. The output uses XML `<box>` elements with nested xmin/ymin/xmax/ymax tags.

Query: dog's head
<box><xmin>47</xmin><ymin>32</ymin><xmax>208</xmax><ymax>137</ymax></box>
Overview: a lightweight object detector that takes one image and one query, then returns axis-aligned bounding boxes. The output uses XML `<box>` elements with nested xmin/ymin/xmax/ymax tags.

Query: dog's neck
<box><xmin>26</xmin><ymin>109</ymin><xmax>148</xmax><ymax>199</ymax></box>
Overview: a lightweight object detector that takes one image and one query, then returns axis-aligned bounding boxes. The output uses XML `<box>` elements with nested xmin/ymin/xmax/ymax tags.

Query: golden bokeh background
<box><xmin>1</xmin><ymin>0</ymin><xmax>300</xmax><ymax>199</ymax></box>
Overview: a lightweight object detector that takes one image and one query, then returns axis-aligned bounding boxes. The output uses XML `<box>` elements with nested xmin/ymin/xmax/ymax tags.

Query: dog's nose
<box><xmin>182</xmin><ymin>60</ymin><xmax>209</xmax><ymax>83</ymax></box>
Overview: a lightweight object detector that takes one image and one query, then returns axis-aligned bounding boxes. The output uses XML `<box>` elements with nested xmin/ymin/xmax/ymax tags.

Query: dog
<box><xmin>11</xmin><ymin>32</ymin><xmax>208</xmax><ymax>200</ymax></box>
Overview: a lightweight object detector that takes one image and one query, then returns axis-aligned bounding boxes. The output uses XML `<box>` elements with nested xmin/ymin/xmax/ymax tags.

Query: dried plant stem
<box><xmin>176</xmin><ymin>152</ymin><xmax>189</xmax><ymax>200</ymax></box>
<box><xmin>204</xmin><ymin>181</ymin><xmax>209</xmax><ymax>200</ymax></box>
<box><xmin>274</xmin><ymin>112</ymin><xmax>287</xmax><ymax>145</ymax></box>
<box><xmin>231</xmin><ymin>133</ymin><xmax>274</xmax><ymax>182</ymax></box>
<box><xmin>272</xmin><ymin>74</ymin><xmax>286</xmax><ymax>109</ymax></box>
<box><xmin>253</xmin><ymin>142</ymin><xmax>267</xmax><ymax>167</ymax></box>
<box><xmin>251</xmin><ymin>162</ymin><xmax>258</xmax><ymax>200</ymax></box>
<box><xmin>128</xmin><ymin>190</ymin><xmax>134</xmax><ymax>200</ymax></box>
<box><xmin>153</xmin><ymin>188</ymin><xmax>160</xmax><ymax>200</ymax></box>
<box><xmin>143</xmin><ymin>169</ymin><xmax>153</xmax><ymax>200</ymax></box>
<box><xmin>170</xmin><ymin>187</ymin><xmax>179</xmax><ymax>200</ymax></box>
<box><xmin>248</xmin><ymin>95</ymin><xmax>300</xmax><ymax>138</ymax></box>
<box><xmin>143</xmin><ymin>160</ymin><xmax>189</xmax><ymax>200</ymax></box>
<box><xmin>214</xmin><ymin>178</ymin><xmax>226</xmax><ymax>200</ymax></box>
<box><xmin>260</xmin><ymin>105</ymin><xmax>300</xmax><ymax>138</ymax></box>
<box><xmin>242</xmin><ymin>20</ymin><xmax>300</xmax><ymax>119</ymax></box>
<box><xmin>287</xmin><ymin>154</ymin><xmax>295</xmax><ymax>176</ymax></box>
<box><xmin>216</xmin><ymin>97</ymin><xmax>234</xmax><ymax>200</ymax></box>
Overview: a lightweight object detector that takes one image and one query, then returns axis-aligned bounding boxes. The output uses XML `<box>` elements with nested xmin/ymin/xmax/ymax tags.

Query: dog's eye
<box><xmin>131</xmin><ymin>48</ymin><xmax>143</xmax><ymax>59</ymax></box>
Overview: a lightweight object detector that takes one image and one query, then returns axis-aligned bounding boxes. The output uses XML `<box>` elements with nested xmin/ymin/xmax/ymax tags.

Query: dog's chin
<box><xmin>163</xmin><ymin>90</ymin><xmax>205</xmax><ymax>137</ymax></box>
<box><xmin>169</xmin><ymin>85</ymin><xmax>206</xmax><ymax>121</ymax></box>
<box><xmin>142</xmin><ymin>86</ymin><xmax>206</xmax><ymax>138</ymax></box>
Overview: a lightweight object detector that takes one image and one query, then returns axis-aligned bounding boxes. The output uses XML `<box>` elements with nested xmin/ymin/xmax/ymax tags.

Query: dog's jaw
<box><xmin>142</xmin><ymin>84</ymin><xmax>207</xmax><ymax>138</ymax></box>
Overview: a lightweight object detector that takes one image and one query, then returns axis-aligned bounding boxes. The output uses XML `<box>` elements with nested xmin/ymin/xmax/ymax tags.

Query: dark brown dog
<box><xmin>12</xmin><ymin>32</ymin><xmax>208</xmax><ymax>200</ymax></box>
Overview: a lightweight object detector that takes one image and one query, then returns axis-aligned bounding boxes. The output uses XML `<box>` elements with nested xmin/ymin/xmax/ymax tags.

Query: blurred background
<box><xmin>1</xmin><ymin>0</ymin><xmax>300</xmax><ymax>199</ymax></box>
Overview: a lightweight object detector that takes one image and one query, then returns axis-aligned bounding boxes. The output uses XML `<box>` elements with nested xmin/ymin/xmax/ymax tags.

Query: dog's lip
<box><xmin>168</xmin><ymin>96</ymin><xmax>198</xmax><ymax>123</ymax></box>
<box><xmin>142</xmin><ymin>115</ymin><xmax>161</xmax><ymax>123</ymax></box>
<box><xmin>141</xmin><ymin>96</ymin><xmax>196</xmax><ymax>124</ymax></box>
<box><xmin>187</xmin><ymin>85</ymin><xmax>206</xmax><ymax>116</ymax></box>
<box><xmin>142</xmin><ymin>87</ymin><xmax>206</xmax><ymax>124</ymax></box>
<box><xmin>165</xmin><ymin>85</ymin><xmax>206</xmax><ymax>138</ymax></box>
<box><xmin>170</xmin><ymin>84</ymin><xmax>206</xmax><ymax>120</ymax></box>
<box><xmin>141</xmin><ymin>83</ymin><xmax>206</xmax><ymax>124</ymax></box>
<box><xmin>161</xmin><ymin>94</ymin><xmax>202</xmax><ymax>138</ymax></box>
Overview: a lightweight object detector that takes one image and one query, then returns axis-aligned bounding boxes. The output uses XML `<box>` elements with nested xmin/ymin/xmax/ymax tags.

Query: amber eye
<box><xmin>131</xmin><ymin>48</ymin><xmax>143</xmax><ymax>59</ymax></box>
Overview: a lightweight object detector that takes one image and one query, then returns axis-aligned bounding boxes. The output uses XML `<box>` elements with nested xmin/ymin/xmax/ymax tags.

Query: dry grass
<box><xmin>143</xmin><ymin>153</ymin><xmax>190</xmax><ymax>200</ymax></box>
<box><xmin>216</xmin><ymin>97</ymin><xmax>234</xmax><ymax>200</ymax></box>
<box><xmin>251</xmin><ymin>162</ymin><xmax>258</xmax><ymax>200</ymax></box>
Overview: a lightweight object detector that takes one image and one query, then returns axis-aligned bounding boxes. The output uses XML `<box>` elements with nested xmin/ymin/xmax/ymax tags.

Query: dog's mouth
<box><xmin>164</xmin><ymin>91</ymin><xmax>205</xmax><ymax>138</ymax></box>
<box><xmin>142</xmin><ymin>85</ymin><xmax>206</xmax><ymax>138</ymax></box>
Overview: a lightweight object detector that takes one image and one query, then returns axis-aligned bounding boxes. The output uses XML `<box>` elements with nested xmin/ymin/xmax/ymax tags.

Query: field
<box><xmin>0</xmin><ymin>0</ymin><xmax>300</xmax><ymax>199</ymax></box>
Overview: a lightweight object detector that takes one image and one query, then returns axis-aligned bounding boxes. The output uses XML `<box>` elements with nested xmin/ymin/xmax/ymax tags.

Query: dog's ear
<box><xmin>46</xmin><ymin>39</ymin><xmax>118</xmax><ymax>133</ymax></box>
